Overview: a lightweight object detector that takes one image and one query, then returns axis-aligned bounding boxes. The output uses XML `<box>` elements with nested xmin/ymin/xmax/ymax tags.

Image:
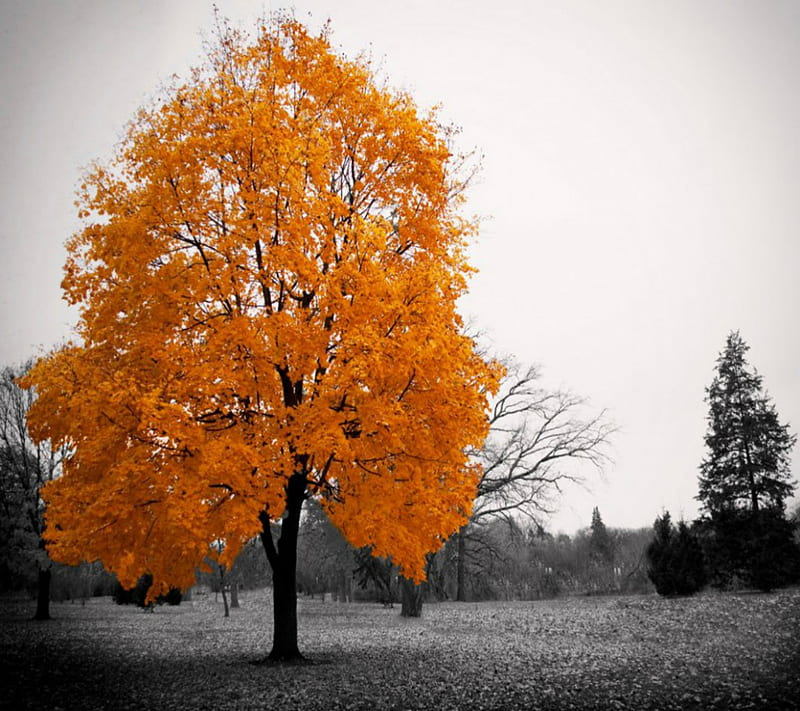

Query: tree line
<box><xmin>3</xmin><ymin>326</ymin><xmax>798</xmax><ymax>628</ymax></box>
<box><xmin>3</xmin><ymin>330</ymin><xmax>799</xmax><ymax>620</ymax></box>
<box><xmin>292</xmin><ymin>501</ymin><xmax>653</xmax><ymax>607</ymax></box>
<box><xmin>0</xmin><ymin>354</ymin><xmax>613</xmax><ymax>613</ymax></box>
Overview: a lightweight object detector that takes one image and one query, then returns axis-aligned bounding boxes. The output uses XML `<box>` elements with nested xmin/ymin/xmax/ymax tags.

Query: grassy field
<box><xmin>2</xmin><ymin>588</ymin><xmax>799</xmax><ymax>710</ymax></box>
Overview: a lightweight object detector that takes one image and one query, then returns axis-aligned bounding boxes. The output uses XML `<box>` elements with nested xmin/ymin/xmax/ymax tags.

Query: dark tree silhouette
<box><xmin>698</xmin><ymin>331</ymin><xmax>795</xmax><ymax>514</ymax></box>
<box><xmin>646</xmin><ymin>512</ymin><xmax>705</xmax><ymax>596</ymax></box>
<box><xmin>589</xmin><ymin>506</ymin><xmax>614</xmax><ymax>564</ymax></box>
<box><xmin>0</xmin><ymin>362</ymin><xmax>68</xmax><ymax>620</ymax></box>
<box><xmin>697</xmin><ymin>331</ymin><xmax>798</xmax><ymax>590</ymax></box>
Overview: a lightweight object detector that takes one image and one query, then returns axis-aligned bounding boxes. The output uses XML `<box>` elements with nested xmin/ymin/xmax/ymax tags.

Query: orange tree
<box><xmin>23</xmin><ymin>17</ymin><xmax>500</xmax><ymax>660</ymax></box>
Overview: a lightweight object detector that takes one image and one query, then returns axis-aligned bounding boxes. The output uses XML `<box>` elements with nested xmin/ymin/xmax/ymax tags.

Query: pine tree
<box><xmin>698</xmin><ymin>331</ymin><xmax>795</xmax><ymax>514</ymax></box>
<box><xmin>697</xmin><ymin>331</ymin><xmax>798</xmax><ymax>590</ymax></box>
<box><xmin>589</xmin><ymin>506</ymin><xmax>614</xmax><ymax>563</ymax></box>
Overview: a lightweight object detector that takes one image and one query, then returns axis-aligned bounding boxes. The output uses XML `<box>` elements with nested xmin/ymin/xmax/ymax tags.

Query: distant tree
<box><xmin>454</xmin><ymin>361</ymin><xmax>613</xmax><ymax>601</ymax></box>
<box><xmin>114</xmin><ymin>574</ymin><xmax>148</xmax><ymax>606</ymax></box>
<box><xmin>589</xmin><ymin>507</ymin><xmax>614</xmax><ymax>563</ymax></box>
<box><xmin>698</xmin><ymin>331</ymin><xmax>796</xmax><ymax>514</ymax></box>
<box><xmin>580</xmin><ymin>507</ymin><xmax>617</xmax><ymax>593</ymax></box>
<box><xmin>646</xmin><ymin>512</ymin><xmax>706</xmax><ymax>596</ymax></box>
<box><xmin>227</xmin><ymin>538</ymin><xmax>271</xmax><ymax>591</ymax></box>
<box><xmin>114</xmin><ymin>574</ymin><xmax>182</xmax><ymax>608</ymax></box>
<box><xmin>0</xmin><ymin>363</ymin><xmax>68</xmax><ymax>620</ymax></box>
<box><xmin>455</xmin><ymin>519</ymin><xmax>531</xmax><ymax>601</ymax></box>
<box><xmin>352</xmin><ymin>547</ymin><xmax>433</xmax><ymax>615</ymax></box>
<box><xmin>697</xmin><ymin>332</ymin><xmax>798</xmax><ymax>590</ymax></box>
<box><xmin>194</xmin><ymin>536</ymin><xmax>270</xmax><ymax>603</ymax></box>
<box><xmin>353</xmin><ymin>548</ymin><xmax>398</xmax><ymax>607</ymax></box>
<box><xmin>611</xmin><ymin>527</ymin><xmax>654</xmax><ymax>594</ymax></box>
<box><xmin>296</xmin><ymin>500</ymin><xmax>356</xmax><ymax>602</ymax></box>
<box><xmin>527</xmin><ymin>532</ymin><xmax>574</xmax><ymax>597</ymax></box>
<box><xmin>394</xmin><ymin>520</ymin><xmax>652</xmax><ymax>600</ymax></box>
<box><xmin>49</xmin><ymin>561</ymin><xmax>117</xmax><ymax>603</ymax></box>
<box><xmin>210</xmin><ymin>541</ymin><xmax>231</xmax><ymax>617</ymax></box>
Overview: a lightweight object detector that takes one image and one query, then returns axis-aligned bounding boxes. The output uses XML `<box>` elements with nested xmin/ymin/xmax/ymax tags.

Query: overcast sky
<box><xmin>1</xmin><ymin>0</ymin><xmax>798</xmax><ymax>534</ymax></box>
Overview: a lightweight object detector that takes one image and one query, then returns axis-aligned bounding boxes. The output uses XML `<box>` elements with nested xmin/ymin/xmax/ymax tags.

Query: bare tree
<box><xmin>454</xmin><ymin>360</ymin><xmax>614</xmax><ymax>601</ymax></box>
<box><xmin>0</xmin><ymin>362</ymin><xmax>67</xmax><ymax>619</ymax></box>
<box><xmin>359</xmin><ymin>357</ymin><xmax>615</xmax><ymax>611</ymax></box>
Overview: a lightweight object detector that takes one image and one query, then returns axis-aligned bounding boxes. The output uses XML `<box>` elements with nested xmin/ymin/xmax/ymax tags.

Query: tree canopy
<box><xmin>23</xmin><ymin>16</ymin><xmax>500</xmax><ymax>608</ymax></box>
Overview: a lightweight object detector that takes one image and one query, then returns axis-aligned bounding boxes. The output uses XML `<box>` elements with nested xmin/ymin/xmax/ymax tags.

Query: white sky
<box><xmin>1</xmin><ymin>0</ymin><xmax>798</xmax><ymax>534</ymax></box>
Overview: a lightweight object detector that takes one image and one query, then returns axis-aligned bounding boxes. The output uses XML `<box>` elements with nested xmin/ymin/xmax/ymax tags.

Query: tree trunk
<box><xmin>218</xmin><ymin>564</ymin><xmax>230</xmax><ymax>617</ymax></box>
<box><xmin>400</xmin><ymin>576</ymin><xmax>423</xmax><ymax>617</ymax></box>
<box><xmin>456</xmin><ymin>526</ymin><xmax>467</xmax><ymax>602</ymax></box>
<box><xmin>259</xmin><ymin>470</ymin><xmax>306</xmax><ymax>661</ymax></box>
<box><xmin>230</xmin><ymin>582</ymin><xmax>240</xmax><ymax>608</ymax></box>
<box><xmin>34</xmin><ymin>568</ymin><xmax>51</xmax><ymax>621</ymax></box>
<box><xmin>221</xmin><ymin>586</ymin><xmax>230</xmax><ymax>618</ymax></box>
<box><xmin>743</xmin><ymin>436</ymin><xmax>759</xmax><ymax>513</ymax></box>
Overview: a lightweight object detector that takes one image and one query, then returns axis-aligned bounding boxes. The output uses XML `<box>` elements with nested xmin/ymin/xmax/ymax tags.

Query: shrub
<box><xmin>114</xmin><ymin>573</ymin><xmax>183</xmax><ymax>607</ymax></box>
<box><xmin>697</xmin><ymin>508</ymin><xmax>800</xmax><ymax>592</ymax></box>
<box><xmin>162</xmin><ymin>587</ymin><xmax>183</xmax><ymax>606</ymax></box>
<box><xmin>646</xmin><ymin>512</ymin><xmax>706</xmax><ymax>596</ymax></box>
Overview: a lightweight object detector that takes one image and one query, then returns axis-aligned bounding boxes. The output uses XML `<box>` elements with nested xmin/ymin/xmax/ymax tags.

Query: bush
<box><xmin>697</xmin><ymin>508</ymin><xmax>800</xmax><ymax>592</ymax></box>
<box><xmin>162</xmin><ymin>586</ymin><xmax>183</xmax><ymax>606</ymax></box>
<box><xmin>646</xmin><ymin>512</ymin><xmax>706</xmax><ymax>596</ymax></box>
<box><xmin>114</xmin><ymin>574</ymin><xmax>151</xmax><ymax>606</ymax></box>
<box><xmin>114</xmin><ymin>573</ymin><xmax>183</xmax><ymax>607</ymax></box>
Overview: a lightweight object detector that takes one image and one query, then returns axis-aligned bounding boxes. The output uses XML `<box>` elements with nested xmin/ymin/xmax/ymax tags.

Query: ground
<box><xmin>2</xmin><ymin>588</ymin><xmax>799</xmax><ymax>710</ymax></box>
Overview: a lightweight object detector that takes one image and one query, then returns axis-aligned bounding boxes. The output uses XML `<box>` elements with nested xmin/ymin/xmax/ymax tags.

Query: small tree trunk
<box><xmin>743</xmin><ymin>437</ymin><xmax>759</xmax><ymax>513</ymax></box>
<box><xmin>259</xmin><ymin>470</ymin><xmax>306</xmax><ymax>661</ymax></box>
<box><xmin>34</xmin><ymin>568</ymin><xmax>51</xmax><ymax>621</ymax></box>
<box><xmin>230</xmin><ymin>582</ymin><xmax>240</xmax><ymax>608</ymax></box>
<box><xmin>400</xmin><ymin>576</ymin><xmax>423</xmax><ymax>617</ymax></box>
<box><xmin>219</xmin><ymin>566</ymin><xmax>229</xmax><ymax>618</ymax></box>
<box><xmin>456</xmin><ymin>526</ymin><xmax>467</xmax><ymax>602</ymax></box>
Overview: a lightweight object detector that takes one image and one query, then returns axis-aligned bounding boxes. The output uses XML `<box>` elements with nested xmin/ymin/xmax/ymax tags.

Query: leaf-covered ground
<box><xmin>2</xmin><ymin>588</ymin><xmax>798</xmax><ymax>710</ymax></box>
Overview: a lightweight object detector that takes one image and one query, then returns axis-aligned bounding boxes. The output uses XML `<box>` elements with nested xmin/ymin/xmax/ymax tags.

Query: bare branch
<box><xmin>470</xmin><ymin>359</ymin><xmax>615</xmax><ymax>529</ymax></box>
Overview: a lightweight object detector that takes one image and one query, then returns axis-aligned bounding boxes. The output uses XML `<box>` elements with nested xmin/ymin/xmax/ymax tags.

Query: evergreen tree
<box><xmin>671</xmin><ymin>521</ymin><xmax>707</xmax><ymax>595</ymax></box>
<box><xmin>589</xmin><ymin>506</ymin><xmax>614</xmax><ymax>563</ymax></box>
<box><xmin>696</xmin><ymin>508</ymin><xmax>800</xmax><ymax>591</ymax></box>
<box><xmin>698</xmin><ymin>331</ymin><xmax>796</xmax><ymax>514</ymax></box>
<box><xmin>646</xmin><ymin>512</ymin><xmax>706</xmax><ymax>596</ymax></box>
<box><xmin>697</xmin><ymin>331</ymin><xmax>799</xmax><ymax>590</ymax></box>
